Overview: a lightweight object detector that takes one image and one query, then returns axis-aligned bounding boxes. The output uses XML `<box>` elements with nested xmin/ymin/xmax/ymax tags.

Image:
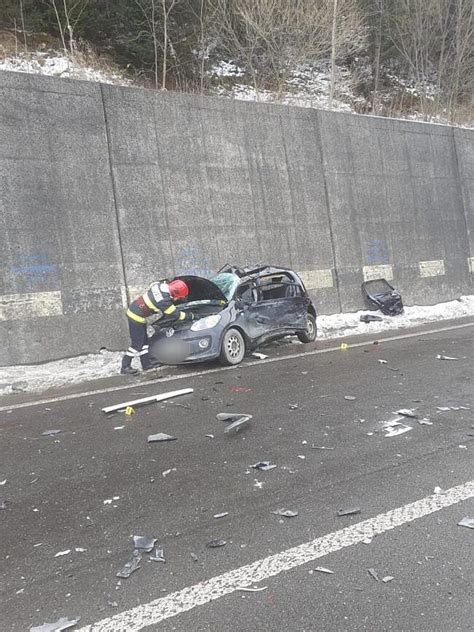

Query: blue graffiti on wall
<box><xmin>366</xmin><ymin>239</ymin><xmax>390</xmax><ymax>265</ymax></box>
<box><xmin>175</xmin><ymin>247</ymin><xmax>214</xmax><ymax>278</ymax></box>
<box><xmin>10</xmin><ymin>254</ymin><xmax>58</xmax><ymax>291</ymax></box>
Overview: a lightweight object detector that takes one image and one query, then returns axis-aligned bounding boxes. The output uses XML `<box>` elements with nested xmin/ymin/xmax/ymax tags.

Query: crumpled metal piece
<box><xmin>337</xmin><ymin>507</ymin><xmax>361</xmax><ymax>517</ymax></box>
<box><xmin>206</xmin><ymin>539</ymin><xmax>227</xmax><ymax>548</ymax></box>
<box><xmin>30</xmin><ymin>616</ymin><xmax>81</xmax><ymax>632</ymax></box>
<box><xmin>147</xmin><ymin>433</ymin><xmax>177</xmax><ymax>442</ymax></box>
<box><xmin>216</xmin><ymin>413</ymin><xmax>253</xmax><ymax>433</ymax></box>
<box><xmin>149</xmin><ymin>545</ymin><xmax>166</xmax><ymax>562</ymax></box>
<box><xmin>457</xmin><ymin>516</ymin><xmax>474</xmax><ymax>529</ymax></box>
<box><xmin>133</xmin><ymin>536</ymin><xmax>156</xmax><ymax>552</ymax></box>
<box><xmin>251</xmin><ymin>461</ymin><xmax>277</xmax><ymax>471</ymax></box>
<box><xmin>116</xmin><ymin>550</ymin><xmax>142</xmax><ymax>578</ymax></box>
<box><xmin>272</xmin><ymin>509</ymin><xmax>298</xmax><ymax>518</ymax></box>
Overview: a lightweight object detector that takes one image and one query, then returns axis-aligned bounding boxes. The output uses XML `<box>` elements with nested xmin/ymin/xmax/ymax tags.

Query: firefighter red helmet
<box><xmin>168</xmin><ymin>279</ymin><xmax>189</xmax><ymax>301</ymax></box>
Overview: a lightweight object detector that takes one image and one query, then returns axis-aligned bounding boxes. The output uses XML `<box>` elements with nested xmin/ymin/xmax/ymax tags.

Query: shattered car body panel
<box><xmin>362</xmin><ymin>278</ymin><xmax>404</xmax><ymax>316</ymax></box>
<box><xmin>149</xmin><ymin>266</ymin><xmax>317</xmax><ymax>365</ymax></box>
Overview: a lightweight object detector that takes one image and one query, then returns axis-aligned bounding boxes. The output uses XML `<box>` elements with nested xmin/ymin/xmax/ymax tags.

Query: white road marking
<box><xmin>77</xmin><ymin>481</ymin><xmax>474</xmax><ymax>631</ymax></box>
<box><xmin>0</xmin><ymin>321</ymin><xmax>472</xmax><ymax>413</ymax></box>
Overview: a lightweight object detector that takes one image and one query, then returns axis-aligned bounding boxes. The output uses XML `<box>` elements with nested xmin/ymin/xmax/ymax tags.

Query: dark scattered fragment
<box><xmin>30</xmin><ymin>616</ymin><xmax>81</xmax><ymax>631</ymax></box>
<box><xmin>206</xmin><ymin>539</ymin><xmax>227</xmax><ymax>548</ymax></box>
<box><xmin>360</xmin><ymin>314</ymin><xmax>383</xmax><ymax>323</ymax></box>
<box><xmin>367</xmin><ymin>568</ymin><xmax>379</xmax><ymax>581</ymax></box>
<box><xmin>289</xmin><ymin>404</ymin><xmax>299</xmax><ymax>410</ymax></box>
<box><xmin>0</xmin><ymin>500</ymin><xmax>7</xmax><ymax>510</ymax></box>
<box><xmin>133</xmin><ymin>536</ymin><xmax>156</xmax><ymax>552</ymax></box>
<box><xmin>116</xmin><ymin>550</ymin><xmax>142</xmax><ymax>578</ymax></box>
<box><xmin>190</xmin><ymin>552</ymin><xmax>199</xmax><ymax>562</ymax></box>
<box><xmin>252</xmin><ymin>461</ymin><xmax>277</xmax><ymax>471</ymax></box>
<box><xmin>150</xmin><ymin>545</ymin><xmax>166</xmax><ymax>562</ymax></box>
<box><xmin>272</xmin><ymin>509</ymin><xmax>298</xmax><ymax>518</ymax></box>
<box><xmin>337</xmin><ymin>507</ymin><xmax>361</xmax><ymax>517</ymax></box>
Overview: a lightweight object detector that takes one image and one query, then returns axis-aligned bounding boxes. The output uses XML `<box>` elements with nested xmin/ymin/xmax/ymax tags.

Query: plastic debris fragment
<box><xmin>433</xmin><ymin>487</ymin><xmax>444</xmax><ymax>495</ymax></box>
<box><xmin>418</xmin><ymin>418</ymin><xmax>432</xmax><ymax>425</ymax></box>
<box><xmin>190</xmin><ymin>552</ymin><xmax>199</xmax><ymax>562</ymax></box>
<box><xmin>344</xmin><ymin>395</ymin><xmax>356</xmax><ymax>401</ymax></box>
<box><xmin>0</xmin><ymin>500</ymin><xmax>8</xmax><ymax>510</ymax></box>
<box><xmin>147</xmin><ymin>433</ymin><xmax>177</xmax><ymax>443</ymax></box>
<box><xmin>42</xmin><ymin>429</ymin><xmax>62</xmax><ymax>436</ymax></box>
<box><xmin>125</xmin><ymin>406</ymin><xmax>135</xmax><ymax>416</ymax></box>
<box><xmin>337</xmin><ymin>507</ymin><xmax>361</xmax><ymax>517</ymax></box>
<box><xmin>236</xmin><ymin>585</ymin><xmax>268</xmax><ymax>592</ymax></box>
<box><xmin>367</xmin><ymin>568</ymin><xmax>379</xmax><ymax>581</ymax></box>
<box><xmin>272</xmin><ymin>509</ymin><xmax>298</xmax><ymax>518</ymax></box>
<box><xmin>252</xmin><ymin>352</ymin><xmax>268</xmax><ymax>360</ymax></box>
<box><xmin>30</xmin><ymin>616</ymin><xmax>81</xmax><ymax>631</ymax></box>
<box><xmin>116</xmin><ymin>550</ymin><xmax>142</xmax><ymax>578</ymax></box>
<box><xmin>457</xmin><ymin>517</ymin><xmax>474</xmax><ymax>529</ymax></box>
<box><xmin>314</xmin><ymin>566</ymin><xmax>334</xmax><ymax>574</ymax></box>
<box><xmin>162</xmin><ymin>468</ymin><xmax>177</xmax><ymax>478</ymax></box>
<box><xmin>311</xmin><ymin>445</ymin><xmax>335</xmax><ymax>450</ymax></box>
<box><xmin>217</xmin><ymin>413</ymin><xmax>252</xmax><ymax>434</ymax></box>
<box><xmin>437</xmin><ymin>407</ymin><xmax>451</xmax><ymax>412</ymax></box>
<box><xmin>394</xmin><ymin>409</ymin><xmax>417</xmax><ymax>418</ymax></box>
<box><xmin>436</xmin><ymin>354</ymin><xmax>458</xmax><ymax>361</ymax></box>
<box><xmin>54</xmin><ymin>550</ymin><xmax>71</xmax><ymax>557</ymax></box>
<box><xmin>383</xmin><ymin>418</ymin><xmax>412</xmax><ymax>437</ymax></box>
<box><xmin>378</xmin><ymin>359</ymin><xmax>388</xmax><ymax>364</ymax></box>
<box><xmin>102</xmin><ymin>388</ymin><xmax>193</xmax><ymax>414</ymax></box>
<box><xmin>382</xmin><ymin>576</ymin><xmax>394</xmax><ymax>583</ymax></box>
<box><xmin>252</xmin><ymin>462</ymin><xmax>277</xmax><ymax>471</ymax></box>
<box><xmin>133</xmin><ymin>536</ymin><xmax>156</xmax><ymax>552</ymax></box>
<box><xmin>360</xmin><ymin>314</ymin><xmax>383</xmax><ymax>322</ymax></box>
<box><xmin>213</xmin><ymin>512</ymin><xmax>229</xmax><ymax>519</ymax></box>
<box><xmin>149</xmin><ymin>546</ymin><xmax>166</xmax><ymax>562</ymax></box>
<box><xmin>205</xmin><ymin>434</ymin><xmax>215</xmax><ymax>439</ymax></box>
<box><xmin>340</xmin><ymin>343</ymin><xmax>348</xmax><ymax>351</ymax></box>
<box><xmin>206</xmin><ymin>539</ymin><xmax>227</xmax><ymax>548</ymax></box>
<box><xmin>289</xmin><ymin>404</ymin><xmax>299</xmax><ymax>410</ymax></box>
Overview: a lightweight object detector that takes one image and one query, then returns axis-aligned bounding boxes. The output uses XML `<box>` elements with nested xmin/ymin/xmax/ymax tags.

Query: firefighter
<box><xmin>121</xmin><ymin>279</ymin><xmax>194</xmax><ymax>375</ymax></box>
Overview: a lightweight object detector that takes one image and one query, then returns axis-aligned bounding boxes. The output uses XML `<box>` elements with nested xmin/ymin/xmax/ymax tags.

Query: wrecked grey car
<box><xmin>149</xmin><ymin>265</ymin><xmax>317</xmax><ymax>366</ymax></box>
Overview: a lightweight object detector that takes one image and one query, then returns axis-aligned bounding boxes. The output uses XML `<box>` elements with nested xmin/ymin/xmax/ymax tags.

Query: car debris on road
<box><xmin>30</xmin><ymin>616</ymin><xmax>81</xmax><ymax>632</ymax></box>
<box><xmin>272</xmin><ymin>509</ymin><xmax>298</xmax><ymax>518</ymax></box>
<box><xmin>457</xmin><ymin>517</ymin><xmax>474</xmax><ymax>529</ymax></box>
<box><xmin>436</xmin><ymin>354</ymin><xmax>459</xmax><ymax>360</ymax></box>
<box><xmin>206</xmin><ymin>539</ymin><xmax>227</xmax><ymax>548</ymax></box>
<box><xmin>147</xmin><ymin>433</ymin><xmax>177</xmax><ymax>443</ymax></box>
<box><xmin>116</xmin><ymin>550</ymin><xmax>142</xmax><ymax>578</ymax></box>
<box><xmin>102</xmin><ymin>388</ymin><xmax>193</xmax><ymax>414</ymax></box>
<box><xmin>337</xmin><ymin>506</ymin><xmax>361</xmax><ymax>517</ymax></box>
<box><xmin>133</xmin><ymin>536</ymin><xmax>157</xmax><ymax>552</ymax></box>
<box><xmin>150</xmin><ymin>546</ymin><xmax>166</xmax><ymax>562</ymax></box>
<box><xmin>217</xmin><ymin>412</ymin><xmax>253</xmax><ymax>433</ymax></box>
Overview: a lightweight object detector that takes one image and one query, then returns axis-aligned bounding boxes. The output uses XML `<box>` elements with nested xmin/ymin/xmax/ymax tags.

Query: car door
<box><xmin>243</xmin><ymin>274</ymin><xmax>308</xmax><ymax>342</ymax></box>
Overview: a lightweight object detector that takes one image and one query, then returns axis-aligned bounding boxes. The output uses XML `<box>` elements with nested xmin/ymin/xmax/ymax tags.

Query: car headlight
<box><xmin>190</xmin><ymin>314</ymin><xmax>221</xmax><ymax>331</ymax></box>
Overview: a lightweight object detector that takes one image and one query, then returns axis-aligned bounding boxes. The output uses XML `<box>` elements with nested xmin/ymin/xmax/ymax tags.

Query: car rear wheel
<box><xmin>219</xmin><ymin>328</ymin><xmax>246</xmax><ymax>365</ymax></box>
<box><xmin>297</xmin><ymin>313</ymin><xmax>317</xmax><ymax>343</ymax></box>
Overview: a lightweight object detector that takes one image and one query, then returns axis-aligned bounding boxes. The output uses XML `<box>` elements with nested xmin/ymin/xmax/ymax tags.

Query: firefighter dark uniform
<box><xmin>121</xmin><ymin>279</ymin><xmax>192</xmax><ymax>374</ymax></box>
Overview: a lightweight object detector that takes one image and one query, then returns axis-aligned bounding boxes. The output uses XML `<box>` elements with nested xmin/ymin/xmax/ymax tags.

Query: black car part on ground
<box><xmin>362</xmin><ymin>278</ymin><xmax>404</xmax><ymax>316</ymax></box>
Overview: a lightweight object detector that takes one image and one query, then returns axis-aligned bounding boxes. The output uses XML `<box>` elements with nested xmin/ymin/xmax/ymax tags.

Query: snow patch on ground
<box><xmin>0</xmin><ymin>52</ymin><xmax>131</xmax><ymax>85</ymax></box>
<box><xmin>0</xmin><ymin>296</ymin><xmax>472</xmax><ymax>398</ymax></box>
<box><xmin>211</xmin><ymin>62</ymin><xmax>358</xmax><ymax>112</ymax></box>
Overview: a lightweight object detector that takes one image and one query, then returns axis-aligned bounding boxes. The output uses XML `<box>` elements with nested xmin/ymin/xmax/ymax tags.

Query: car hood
<box><xmin>173</xmin><ymin>275</ymin><xmax>228</xmax><ymax>303</ymax></box>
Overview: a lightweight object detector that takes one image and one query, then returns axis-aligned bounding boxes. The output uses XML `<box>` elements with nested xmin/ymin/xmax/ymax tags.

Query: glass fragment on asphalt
<box><xmin>133</xmin><ymin>536</ymin><xmax>156</xmax><ymax>552</ymax></box>
<box><xmin>54</xmin><ymin>550</ymin><xmax>71</xmax><ymax>557</ymax></box>
<box><xmin>30</xmin><ymin>616</ymin><xmax>81</xmax><ymax>632</ymax></box>
<box><xmin>213</xmin><ymin>512</ymin><xmax>229</xmax><ymax>519</ymax></box>
<box><xmin>367</xmin><ymin>568</ymin><xmax>379</xmax><ymax>581</ymax></box>
<box><xmin>150</xmin><ymin>546</ymin><xmax>166</xmax><ymax>562</ymax></box>
<box><xmin>418</xmin><ymin>418</ymin><xmax>432</xmax><ymax>425</ymax></box>
<box><xmin>272</xmin><ymin>509</ymin><xmax>298</xmax><ymax>518</ymax></box>
<box><xmin>206</xmin><ymin>539</ymin><xmax>227</xmax><ymax>548</ymax></box>
<box><xmin>337</xmin><ymin>507</ymin><xmax>361</xmax><ymax>517</ymax></box>
<box><xmin>382</xmin><ymin>576</ymin><xmax>394</xmax><ymax>583</ymax></box>
<box><xmin>289</xmin><ymin>404</ymin><xmax>299</xmax><ymax>410</ymax></box>
<box><xmin>344</xmin><ymin>396</ymin><xmax>356</xmax><ymax>401</ymax></box>
<box><xmin>236</xmin><ymin>585</ymin><xmax>268</xmax><ymax>591</ymax></box>
<box><xmin>457</xmin><ymin>517</ymin><xmax>474</xmax><ymax>529</ymax></box>
<box><xmin>436</xmin><ymin>354</ymin><xmax>458</xmax><ymax>360</ymax></box>
<box><xmin>251</xmin><ymin>462</ymin><xmax>277</xmax><ymax>471</ymax></box>
<box><xmin>311</xmin><ymin>445</ymin><xmax>335</xmax><ymax>450</ymax></box>
<box><xmin>116</xmin><ymin>550</ymin><xmax>142</xmax><ymax>578</ymax></box>
<box><xmin>251</xmin><ymin>352</ymin><xmax>268</xmax><ymax>360</ymax></box>
<box><xmin>314</xmin><ymin>566</ymin><xmax>334</xmax><ymax>574</ymax></box>
<box><xmin>394</xmin><ymin>409</ymin><xmax>417</xmax><ymax>418</ymax></box>
<box><xmin>224</xmin><ymin>416</ymin><xmax>252</xmax><ymax>433</ymax></box>
<box><xmin>41</xmin><ymin>429</ymin><xmax>62</xmax><ymax>436</ymax></box>
<box><xmin>216</xmin><ymin>412</ymin><xmax>250</xmax><ymax>422</ymax></box>
<box><xmin>147</xmin><ymin>433</ymin><xmax>177</xmax><ymax>442</ymax></box>
<box><xmin>190</xmin><ymin>552</ymin><xmax>199</xmax><ymax>562</ymax></box>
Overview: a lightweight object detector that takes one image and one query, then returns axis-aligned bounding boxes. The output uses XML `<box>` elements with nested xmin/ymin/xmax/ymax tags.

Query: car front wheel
<box><xmin>297</xmin><ymin>313</ymin><xmax>317</xmax><ymax>343</ymax></box>
<box><xmin>219</xmin><ymin>328</ymin><xmax>246</xmax><ymax>365</ymax></box>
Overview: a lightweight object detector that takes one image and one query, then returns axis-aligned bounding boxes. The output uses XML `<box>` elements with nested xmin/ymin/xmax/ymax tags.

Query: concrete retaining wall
<box><xmin>0</xmin><ymin>70</ymin><xmax>472</xmax><ymax>365</ymax></box>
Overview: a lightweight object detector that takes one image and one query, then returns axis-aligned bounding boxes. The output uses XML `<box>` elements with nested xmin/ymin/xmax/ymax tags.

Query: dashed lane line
<box><xmin>76</xmin><ymin>480</ymin><xmax>474</xmax><ymax>631</ymax></box>
<box><xmin>0</xmin><ymin>321</ymin><xmax>472</xmax><ymax>413</ymax></box>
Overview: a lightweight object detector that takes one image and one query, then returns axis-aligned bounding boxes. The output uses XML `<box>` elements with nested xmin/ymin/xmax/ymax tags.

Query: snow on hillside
<box><xmin>0</xmin><ymin>295</ymin><xmax>472</xmax><ymax>398</ymax></box>
<box><xmin>0</xmin><ymin>51</ymin><xmax>131</xmax><ymax>85</ymax></box>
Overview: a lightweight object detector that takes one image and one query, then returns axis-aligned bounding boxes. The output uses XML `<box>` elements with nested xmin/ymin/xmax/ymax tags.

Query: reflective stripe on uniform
<box><xmin>126</xmin><ymin>308</ymin><xmax>146</xmax><ymax>324</ymax></box>
<box><xmin>163</xmin><ymin>304</ymin><xmax>176</xmax><ymax>315</ymax></box>
<box><xmin>139</xmin><ymin>348</ymin><xmax>149</xmax><ymax>355</ymax></box>
<box><xmin>178</xmin><ymin>311</ymin><xmax>186</xmax><ymax>320</ymax></box>
<box><xmin>125</xmin><ymin>347</ymin><xmax>138</xmax><ymax>357</ymax></box>
<box><xmin>144</xmin><ymin>293</ymin><xmax>162</xmax><ymax>314</ymax></box>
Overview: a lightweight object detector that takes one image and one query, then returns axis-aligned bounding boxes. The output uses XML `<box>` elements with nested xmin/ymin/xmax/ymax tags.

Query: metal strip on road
<box><xmin>0</xmin><ymin>321</ymin><xmax>472</xmax><ymax>413</ymax></box>
<box><xmin>77</xmin><ymin>480</ymin><xmax>474</xmax><ymax>632</ymax></box>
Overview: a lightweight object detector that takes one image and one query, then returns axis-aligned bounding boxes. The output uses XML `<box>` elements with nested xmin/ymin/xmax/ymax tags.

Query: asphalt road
<box><xmin>1</xmin><ymin>321</ymin><xmax>473</xmax><ymax>632</ymax></box>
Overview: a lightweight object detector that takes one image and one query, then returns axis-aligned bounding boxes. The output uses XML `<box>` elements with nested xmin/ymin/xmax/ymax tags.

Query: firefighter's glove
<box><xmin>185</xmin><ymin>311</ymin><xmax>195</xmax><ymax>322</ymax></box>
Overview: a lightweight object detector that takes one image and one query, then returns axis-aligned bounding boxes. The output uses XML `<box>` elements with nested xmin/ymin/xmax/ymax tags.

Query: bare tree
<box><xmin>47</xmin><ymin>0</ymin><xmax>89</xmax><ymax>59</ymax></box>
<box><xmin>161</xmin><ymin>0</ymin><xmax>177</xmax><ymax>89</ymax></box>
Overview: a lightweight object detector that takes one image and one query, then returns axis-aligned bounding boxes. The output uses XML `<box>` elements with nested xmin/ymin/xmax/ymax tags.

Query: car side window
<box><xmin>256</xmin><ymin>275</ymin><xmax>303</xmax><ymax>301</ymax></box>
